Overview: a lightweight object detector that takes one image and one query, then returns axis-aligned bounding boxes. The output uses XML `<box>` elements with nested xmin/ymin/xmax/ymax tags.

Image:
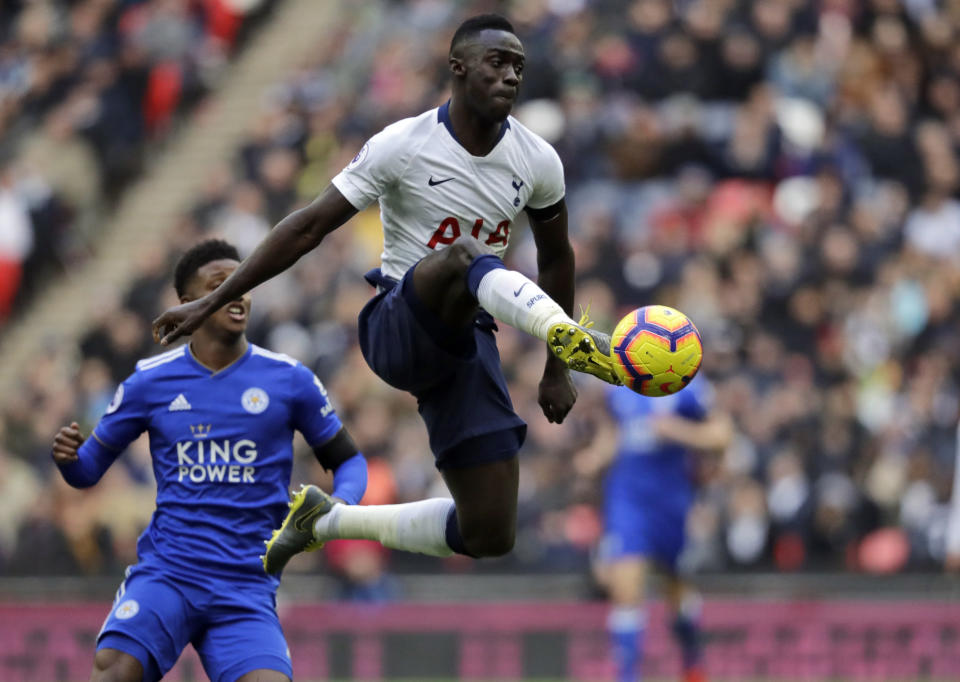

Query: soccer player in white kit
<box><xmin>153</xmin><ymin>14</ymin><xmax>619</xmax><ymax>570</ymax></box>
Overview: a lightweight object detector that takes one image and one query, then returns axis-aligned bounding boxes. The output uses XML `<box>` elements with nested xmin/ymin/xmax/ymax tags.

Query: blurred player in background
<box><xmin>51</xmin><ymin>239</ymin><xmax>367</xmax><ymax>682</ymax></box>
<box><xmin>945</xmin><ymin>421</ymin><xmax>960</xmax><ymax>572</ymax></box>
<box><xmin>576</xmin><ymin>377</ymin><xmax>732</xmax><ymax>682</ymax></box>
<box><xmin>152</xmin><ymin>14</ymin><xmax>620</xmax><ymax>573</ymax></box>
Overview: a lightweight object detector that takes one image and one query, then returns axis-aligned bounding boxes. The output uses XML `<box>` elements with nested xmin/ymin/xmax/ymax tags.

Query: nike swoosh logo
<box><xmin>428</xmin><ymin>176</ymin><xmax>455</xmax><ymax>186</ymax></box>
<box><xmin>293</xmin><ymin>503</ymin><xmax>329</xmax><ymax>532</ymax></box>
<box><xmin>513</xmin><ymin>283</ymin><xmax>528</xmax><ymax>297</ymax></box>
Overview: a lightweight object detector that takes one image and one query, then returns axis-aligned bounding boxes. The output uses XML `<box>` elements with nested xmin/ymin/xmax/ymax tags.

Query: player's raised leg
<box><xmin>414</xmin><ymin>240</ymin><xmax>620</xmax><ymax>385</ymax></box>
<box><xmin>264</xmin><ymin>485</ymin><xmax>456</xmax><ymax>574</ymax></box>
<box><xmin>665</xmin><ymin>575</ymin><xmax>707</xmax><ymax>682</ymax></box>
<box><xmin>604</xmin><ymin>557</ymin><xmax>650</xmax><ymax>682</ymax></box>
<box><xmin>308</xmin><ymin>455</ymin><xmax>513</xmax><ymax>544</ymax></box>
<box><xmin>264</xmin><ymin>245</ymin><xmax>539</xmax><ymax>573</ymax></box>
<box><xmin>263</xmin><ymin>446</ymin><xmax>519</xmax><ymax>573</ymax></box>
<box><xmin>264</xmin><ymin>458</ymin><xmax>517</xmax><ymax>574</ymax></box>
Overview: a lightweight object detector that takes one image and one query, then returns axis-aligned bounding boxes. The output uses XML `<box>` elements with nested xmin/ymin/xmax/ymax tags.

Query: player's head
<box><xmin>448</xmin><ymin>14</ymin><xmax>523</xmax><ymax>123</ymax></box>
<box><xmin>174</xmin><ymin>239</ymin><xmax>250</xmax><ymax>338</ymax></box>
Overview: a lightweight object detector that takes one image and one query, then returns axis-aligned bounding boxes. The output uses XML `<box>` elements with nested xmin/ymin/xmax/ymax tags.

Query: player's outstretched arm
<box><xmin>56</xmin><ymin>373</ymin><xmax>146</xmax><ymax>488</ymax></box>
<box><xmin>652</xmin><ymin>412</ymin><xmax>734</xmax><ymax>452</ymax></box>
<box><xmin>152</xmin><ymin>185</ymin><xmax>358</xmax><ymax>345</ymax></box>
<box><xmin>527</xmin><ymin>199</ymin><xmax>578</xmax><ymax>423</ymax></box>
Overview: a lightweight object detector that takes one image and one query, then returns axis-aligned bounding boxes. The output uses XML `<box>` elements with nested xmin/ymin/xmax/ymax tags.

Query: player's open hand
<box><xmin>152</xmin><ymin>298</ymin><xmax>211</xmax><ymax>346</ymax></box>
<box><xmin>52</xmin><ymin>422</ymin><xmax>84</xmax><ymax>465</ymax></box>
<box><xmin>539</xmin><ymin>363</ymin><xmax>577</xmax><ymax>424</ymax></box>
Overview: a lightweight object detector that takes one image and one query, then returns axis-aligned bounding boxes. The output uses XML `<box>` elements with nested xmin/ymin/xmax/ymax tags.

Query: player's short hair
<box><xmin>174</xmin><ymin>239</ymin><xmax>240</xmax><ymax>297</ymax></box>
<box><xmin>449</xmin><ymin>13</ymin><xmax>516</xmax><ymax>56</ymax></box>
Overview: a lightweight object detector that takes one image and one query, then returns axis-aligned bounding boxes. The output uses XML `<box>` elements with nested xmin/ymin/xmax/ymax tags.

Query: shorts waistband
<box><xmin>364</xmin><ymin>268</ymin><xmax>399</xmax><ymax>294</ymax></box>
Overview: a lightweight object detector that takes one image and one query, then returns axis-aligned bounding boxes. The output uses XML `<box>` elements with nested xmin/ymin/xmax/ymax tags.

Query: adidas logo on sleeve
<box><xmin>168</xmin><ymin>394</ymin><xmax>192</xmax><ymax>411</ymax></box>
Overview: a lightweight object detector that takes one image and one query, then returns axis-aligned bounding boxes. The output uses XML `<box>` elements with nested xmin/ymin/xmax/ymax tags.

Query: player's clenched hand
<box><xmin>539</xmin><ymin>364</ymin><xmax>577</xmax><ymax>424</ymax></box>
<box><xmin>52</xmin><ymin>422</ymin><xmax>84</xmax><ymax>465</ymax></box>
<box><xmin>152</xmin><ymin>298</ymin><xmax>212</xmax><ymax>346</ymax></box>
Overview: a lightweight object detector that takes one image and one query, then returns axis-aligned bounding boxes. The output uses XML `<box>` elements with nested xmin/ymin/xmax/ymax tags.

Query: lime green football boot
<box><xmin>262</xmin><ymin>484</ymin><xmax>334</xmax><ymax>575</ymax></box>
<box><xmin>548</xmin><ymin>310</ymin><xmax>621</xmax><ymax>386</ymax></box>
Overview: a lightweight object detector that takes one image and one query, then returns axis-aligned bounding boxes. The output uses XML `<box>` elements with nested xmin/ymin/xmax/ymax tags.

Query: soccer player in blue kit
<box><xmin>152</xmin><ymin>14</ymin><xmax>620</xmax><ymax>573</ymax></box>
<box><xmin>577</xmin><ymin>377</ymin><xmax>732</xmax><ymax>682</ymax></box>
<box><xmin>50</xmin><ymin>239</ymin><xmax>368</xmax><ymax>682</ymax></box>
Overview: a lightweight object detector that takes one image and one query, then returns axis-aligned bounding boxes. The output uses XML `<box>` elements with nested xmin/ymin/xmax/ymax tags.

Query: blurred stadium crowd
<box><xmin>0</xmin><ymin>0</ymin><xmax>274</xmax><ymax>323</ymax></box>
<box><xmin>3</xmin><ymin>0</ymin><xmax>960</xmax><ymax>587</ymax></box>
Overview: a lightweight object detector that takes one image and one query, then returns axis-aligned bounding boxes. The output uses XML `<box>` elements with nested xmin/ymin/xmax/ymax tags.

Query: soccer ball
<box><xmin>610</xmin><ymin>305</ymin><xmax>702</xmax><ymax>397</ymax></box>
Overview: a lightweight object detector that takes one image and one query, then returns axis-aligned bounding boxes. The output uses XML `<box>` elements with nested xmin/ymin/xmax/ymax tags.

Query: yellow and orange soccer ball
<box><xmin>611</xmin><ymin>305</ymin><xmax>703</xmax><ymax>397</ymax></box>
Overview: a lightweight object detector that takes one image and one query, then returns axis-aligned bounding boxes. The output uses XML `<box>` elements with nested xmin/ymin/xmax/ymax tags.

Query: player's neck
<box><xmin>448</xmin><ymin>97</ymin><xmax>505</xmax><ymax>156</ymax></box>
<box><xmin>189</xmin><ymin>334</ymin><xmax>248</xmax><ymax>373</ymax></box>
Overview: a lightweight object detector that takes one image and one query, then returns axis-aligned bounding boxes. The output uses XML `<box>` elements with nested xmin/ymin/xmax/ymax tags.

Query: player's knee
<box><xmin>607</xmin><ymin>566</ymin><xmax>647</xmax><ymax>605</ymax></box>
<box><xmin>417</xmin><ymin>240</ymin><xmax>486</xmax><ymax>298</ymax></box>
<box><xmin>462</xmin><ymin>524</ymin><xmax>515</xmax><ymax>558</ymax></box>
<box><xmin>446</xmin><ymin>239</ymin><xmax>488</xmax><ymax>269</ymax></box>
<box><xmin>91</xmin><ymin>649</ymin><xmax>143</xmax><ymax>682</ymax></box>
<box><xmin>609</xmin><ymin>586</ymin><xmax>644</xmax><ymax>607</ymax></box>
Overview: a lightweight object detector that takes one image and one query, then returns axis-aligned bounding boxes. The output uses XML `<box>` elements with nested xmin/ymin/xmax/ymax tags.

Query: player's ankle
<box><xmin>312</xmin><ymin>502</ymin><xmax>340</xmax><ymax>538</ymax></box>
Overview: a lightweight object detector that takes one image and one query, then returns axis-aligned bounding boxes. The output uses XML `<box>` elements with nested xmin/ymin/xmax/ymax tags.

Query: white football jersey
<box><xmin>332</xmin><ymin>102</ymin><xmax>565</xmax><ymax>280</ymax></box>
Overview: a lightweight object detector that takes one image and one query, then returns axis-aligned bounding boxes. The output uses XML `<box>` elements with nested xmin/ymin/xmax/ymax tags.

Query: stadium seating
<box><xmin>0</xmin><ymin>0</ymin><xmax>277</xmax><ymax>322</ymax></box>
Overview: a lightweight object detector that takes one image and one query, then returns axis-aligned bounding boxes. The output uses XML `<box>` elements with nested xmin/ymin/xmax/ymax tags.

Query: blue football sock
<box><xmin>672</xmin><ymin>613</ymin><xmax>703</xmax><ymax>672</ymax></box>
<box><xmin>608</xmin><ymin>607</ymin><xmax>645</xmax><ymax>682</ymax></box>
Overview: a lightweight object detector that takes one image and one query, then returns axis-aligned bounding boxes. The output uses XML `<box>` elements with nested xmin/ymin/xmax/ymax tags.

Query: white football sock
<box><xmin>607</xmin><ymin>606</ymin><xmax>647</xmax><ymax>632</ymax></box>
<box><xmin>314</xmin><ymin>498</ymin><xmax>455</xmax><ymax>557</ymax></box>
<box><xmin>475</xmin><ymin>268</ymin><xmax>576</xmax><ymax>341</ymax></box>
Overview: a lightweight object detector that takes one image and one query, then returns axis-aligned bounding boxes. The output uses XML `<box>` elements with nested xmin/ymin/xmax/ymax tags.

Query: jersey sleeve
<box><xmin>331</xmin><ymin>123</ymin><xmax>410</xmax><ymax>211</ymax></box>
<box><xmin>290</xmin><ymin>363</ymin><xmax>343</xmax><ymax>447</ymax></box>
<box><xmin>92</xmin><ymin>373</ymin><xmax>150</xmax><ymax>452</ymax></box>
<box><xmin>526</xmin><ymin>143</ymin><xmax>565</xmax><ymax>210</ymax></box>
<box><xmin>677</xmin><ymin>378</ymin><xmax>714</xmax><ymax>422</ymax></box>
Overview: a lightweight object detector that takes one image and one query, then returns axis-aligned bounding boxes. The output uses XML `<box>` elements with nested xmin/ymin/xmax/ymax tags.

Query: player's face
<box><xmin>458</xmin><ymin>30</ymin><xmax>525</xmax><ymax>121</ymax></box>
<box><xmin>184</xmin><ymin>259</ymin><xmax>251</xmax><ymax>337</ymax></box>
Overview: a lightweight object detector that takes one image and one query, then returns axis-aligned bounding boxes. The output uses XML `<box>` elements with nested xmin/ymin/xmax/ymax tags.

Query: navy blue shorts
<box><xmin>97</xmin><ymin>563</ymin><xmax>292</xmax><ymax>682</ymax></box>
<box><xmin>358</xmin><ymin>267</ymin><xmax>526</xmax><ymax>468</ymax></box>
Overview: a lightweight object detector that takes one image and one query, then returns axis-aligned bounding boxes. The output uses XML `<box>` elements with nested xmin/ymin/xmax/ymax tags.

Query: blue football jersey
<box><xmin>604</xmin><ymin>376</ymin><xmax>713</xmax><ymax>506</ymax></box>
<box><xmin>92</xmin><ymin>343</ymin><xmax>342</xmax><ymax>584</ymax></box>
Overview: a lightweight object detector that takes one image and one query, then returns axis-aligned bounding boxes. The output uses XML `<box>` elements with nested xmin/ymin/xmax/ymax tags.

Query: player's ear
<box><xmin>449</xmin><ymin>55</ymin><xmax>466</xmax><ymax>78</ymax></box>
